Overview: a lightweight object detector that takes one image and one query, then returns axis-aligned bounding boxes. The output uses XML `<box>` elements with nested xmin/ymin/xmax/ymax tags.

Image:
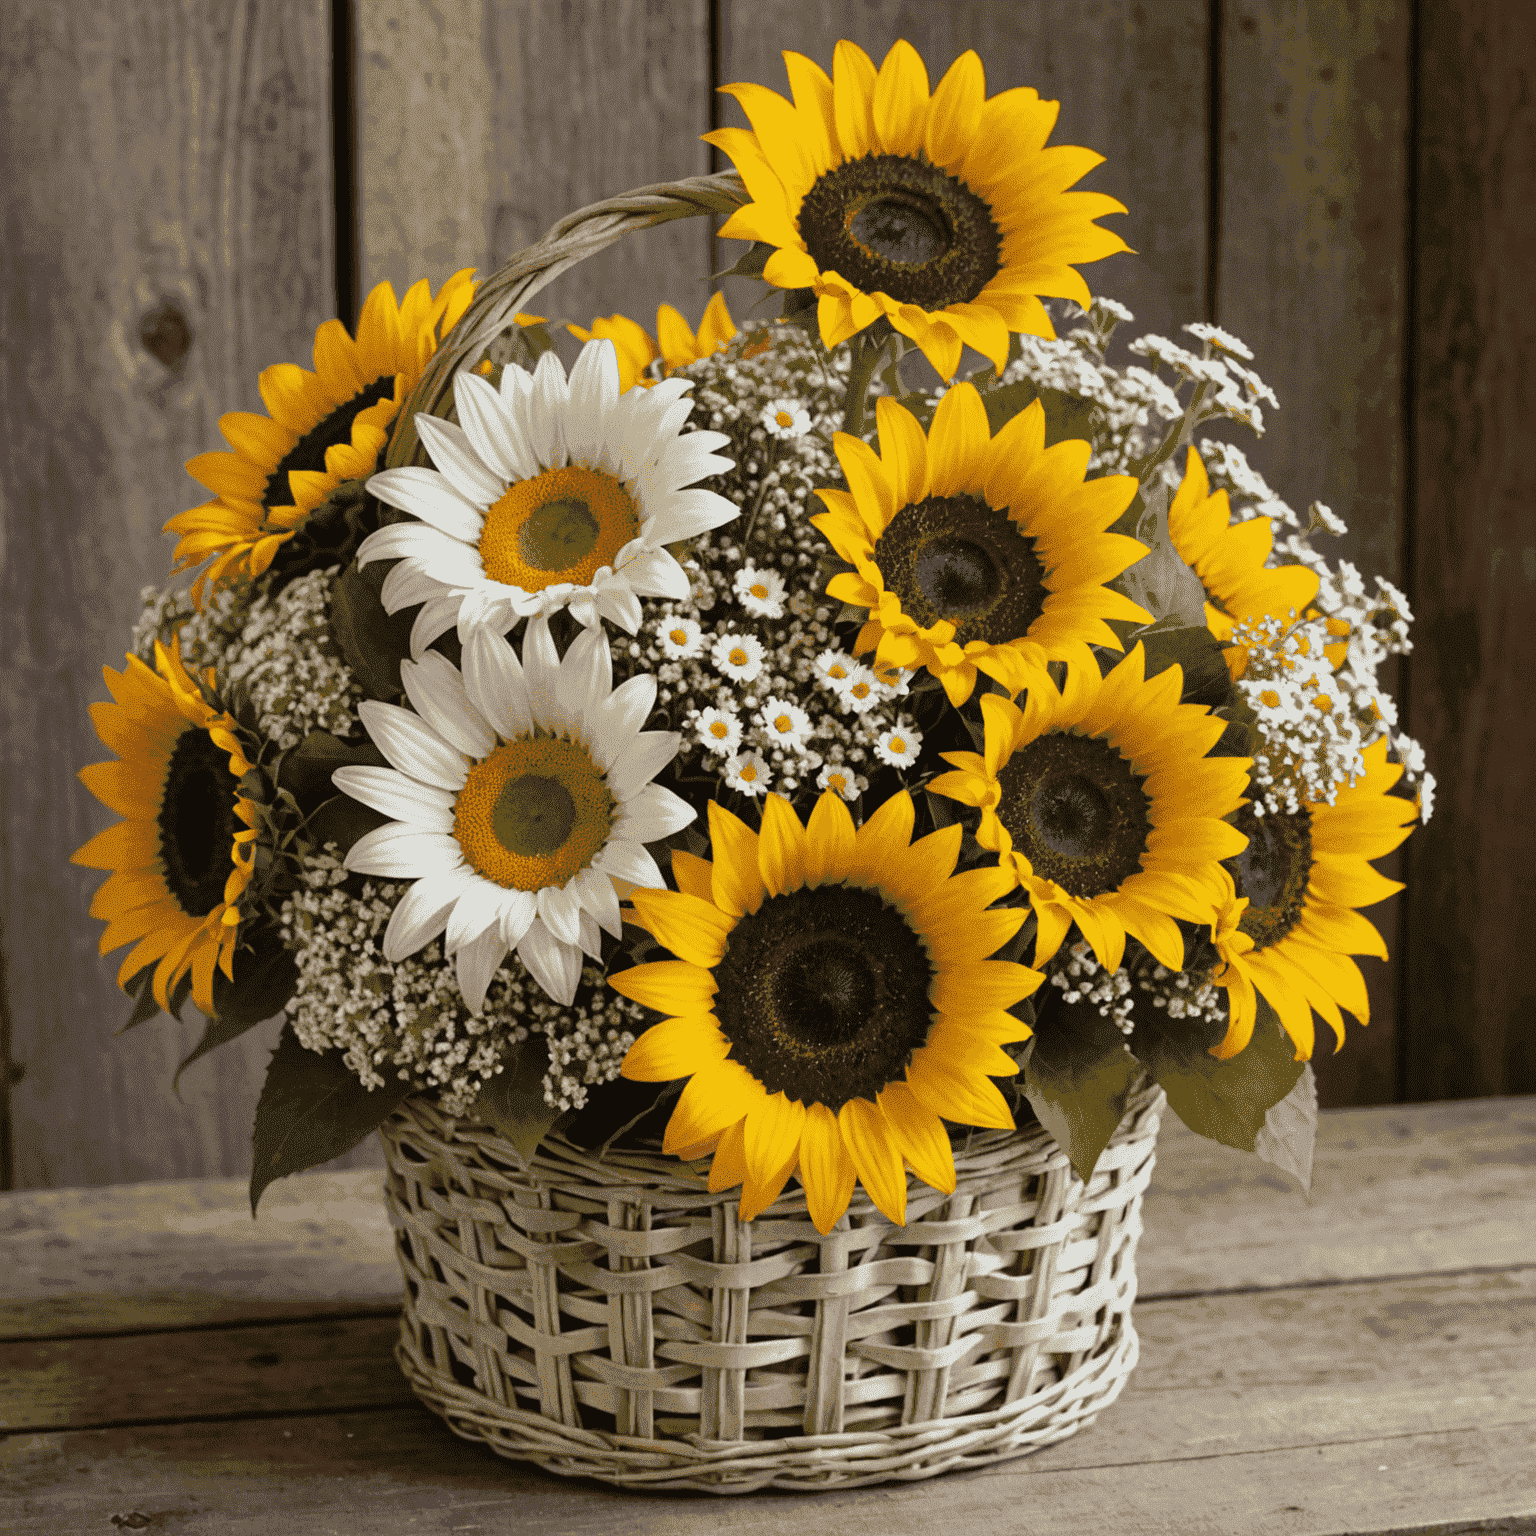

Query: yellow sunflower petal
<box><xmin>758</xmin><ymin>792</ymin><xmax>809</xmax><ymax>897</ymax></box>
<box><xmin>629</xmin><ymin>888</ymin><xmax>735</xmax><ymax>968</ymax></box>
<box><xmin>878</xmin><ymin>1081</ymin><xmax>956</xmax><ymax>1195</ymax></box>
<box><xmin>798</xmin><ymin>1102</ymin><xmax>859</xmax><ymax>1233</ymax></box>
<box><xmin>838</xmin><ymin>1097</ymin><xmax>908</xmax><ymax>1226</ymax></box>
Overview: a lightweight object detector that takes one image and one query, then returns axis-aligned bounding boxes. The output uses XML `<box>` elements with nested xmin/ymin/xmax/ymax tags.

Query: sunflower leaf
<box><xmin>1113</xmin><ymin>479</ymin><xmax>1209</xmax><ymax>628</ymax></box>
<box><xmin>1126</xmin><ymin>621</ymin><xmax>1234</xmax><ymax>710</ymax></box>
<box><xmin>1253</xmin><ymin>1061</ymin><xmax>1318</xmax><ymax>1196</ymax></box>
<box><xmin>466</xmin><ymin>1035</ymin><xmax>560</xmax><ymax>1166</ymax></box>
<box><xmin>712</xmin><ymin>241</ymin><xmax>773</xmax><ymax>282</ymax></box>
<box><xmin>177</xmin><ymin>932</ymin><xmax>301</xmax><ymax>1096</ymax></box>
<box><xmin>302</xmin><ymin>793</ymin><xmax>391</xmax><ymax>859</ymax></box>
<box><xmin>278</xmin><ymin>729</ymin><xmax>388</xmax><ymax>812</ymax></box>
<box><xmin>329</xmin><ymin>559</ymin><xmax>415</xmax><ymax>704</ymax></box>
<box><xmin>250</xmin><ymin>1023</ymin><xmax>413</xmax><ymax>1215</ymax></box>
<box><xmin>1130</xmin><ymin>993</ymin><xmax>1303</xmax><ymax>1152</ymax></box>
<box><xmin>119</xmin><ymin>966</ymin><xmax>163</xmax><ymax>1034</ymax></box>
<box><xmin>1019</xmin><ymin>994</ymin><xmax>1144</xmax><ymax>1182</ymax></box>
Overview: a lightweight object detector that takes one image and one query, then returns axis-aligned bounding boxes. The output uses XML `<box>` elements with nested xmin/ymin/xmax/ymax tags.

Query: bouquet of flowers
<box><xmin>75</xmin><ymin>38</ymin><xmax>1430</xmax><ymax>1230</ymax></box>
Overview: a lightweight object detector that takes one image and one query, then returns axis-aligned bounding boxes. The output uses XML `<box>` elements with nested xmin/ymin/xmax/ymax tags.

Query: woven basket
<box><xmin>378</xmin><ymin>1083</ymin><xmax>1162</xmax><ymax>1492</ymax></box>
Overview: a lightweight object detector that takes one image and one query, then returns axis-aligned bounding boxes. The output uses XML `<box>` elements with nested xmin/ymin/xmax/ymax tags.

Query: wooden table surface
<box><xmin>2</xmin><ymin>1097</ymin><xmax>1533</xmax><ymax>1535</ymax></box>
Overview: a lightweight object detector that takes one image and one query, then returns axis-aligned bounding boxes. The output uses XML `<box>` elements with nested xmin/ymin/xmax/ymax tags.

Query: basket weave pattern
<box><xmin>379</xmin><ymin>1086</ymin><xmax>1163</xmax><ymax>1491</ymax></box>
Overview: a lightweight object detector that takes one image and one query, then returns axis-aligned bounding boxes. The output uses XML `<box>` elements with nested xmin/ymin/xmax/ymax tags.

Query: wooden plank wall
<box><xmin>1</xmin><ymin>0</ymin><xmax>1529</xmax><ymax>1189</ymax></box>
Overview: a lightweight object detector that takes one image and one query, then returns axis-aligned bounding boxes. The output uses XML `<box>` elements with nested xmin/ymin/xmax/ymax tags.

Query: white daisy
<box><xmin>655</xmin><ymin>614</ymin><xmax>704</xmax><ymax>660</ymax></box>
<box><xmin>760</xmin><ymin>397</ymin><xmax>812</xmax><ymax>439</ymax></box>
<box><xmin>757</xmin><ymin>695</ymin><xmax>811</xmax><ymax>753</ymax></box>
<box><xmin>724</xmin><ymin>750</ymin><xmax>772</xmax><ymax>797</ymax></box>
<box><xmin>332</xmin><ymin>618</ymin><xmax>693</xmax><ymax>1011</ymax></box>
<box><xmin>733</xmin><ymin>563</ymin><xmax>786</xmax><ymax>619</ymax></box>
<box><xmin>869</xmin><ymin>661</ymin><xmax>914</xmax><ymax>699</ymax></box>
<box><xmin>816</xmin><ymin>763</ymin><xmax>864</xmax><ymax>801</ymax></box>
<box><xmin>695</xmin><ymin>705</ymin><xmax>743</xmax><ymax>756</ymax></box>
<box><xmin>813</xmin><ymin>648</ymin><xmax>856</xmax><ymax>692</ymax></box>
<box><xmin>358</xmin><ymin>338</ymin><xmax>737</xmax><ymax>652</ymax></box>
<box><xmin>840</xmin><ymin>665</ymin><xmax>882</xmax><ymax>714</ymax></box>
<box><xmin>874</xmin><ymin>724</ymin><xmax>923</xmax><ymax>768</ymax></box>
<box><xmin>711</xmin><ymin>631</ymin><xmax>765</xmax><ymax>683</ymax></box>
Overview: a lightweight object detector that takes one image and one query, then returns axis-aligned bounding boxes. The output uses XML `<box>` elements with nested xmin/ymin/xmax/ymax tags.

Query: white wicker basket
<box><xmin>378</xmin><ymin>1083</ymin><xmax>1162</xmax><ymax>1492</ymax></box>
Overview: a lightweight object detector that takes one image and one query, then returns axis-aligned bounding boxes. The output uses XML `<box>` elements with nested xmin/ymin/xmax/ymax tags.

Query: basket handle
<box><xmin>385</xmin><ymin>170</ymin><xmax>748</xmax><ymax>470</ymax></box>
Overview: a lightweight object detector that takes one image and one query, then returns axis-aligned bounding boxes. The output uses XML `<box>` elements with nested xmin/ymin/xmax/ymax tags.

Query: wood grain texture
<box><xmin>480</xmin><ymin>0</ymin><xmax>714</xmax><ymax>345</ymax></box>
<box><xmin>714</xmin><ymin>0</ymin><xmax>1209</xmax><ymax>354</ymax></box>
<box><xmin>1403</xmin><ymin>0</ymin><xmax>1536</xmax><ymax>1100</ymax></box>
<box><xmin>1213</xmin><ymin>0</ymin><xmax>1413</xmax><ymax>1110</ymax></box>
<box><xmin>357</xmin><ymin>0</ymin><xmax>493</xmax><ymax>300</ymax></box>
<box><xmin>0</xmin><ymin>0</ymin><xmax>385</xmax><ymax>1189</ymax></box>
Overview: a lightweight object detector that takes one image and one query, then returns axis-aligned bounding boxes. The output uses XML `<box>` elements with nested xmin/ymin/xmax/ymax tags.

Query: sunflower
<box><xmin>164</xmin><ymin>271</ymin><xmax>481</xmax><ymax>604</ymax></box>
<box><xmin>704</xmin><ymin>40</ymin><xmax>1131</xmax><ymax>381</ymax></box>
<box><xmin>332</xmin><ymin>618</ymin><xmax>694</xmax><ymax>1011</ymax></box>
<box><xmin>568</xmin><ymin>291</ymin><xmax>737</xmax><ymax>392</ymax></box>
<box><xmin>358</xmin><ymin>338</ymin><xmax>738</xmax><ymax>648</ymax></box>
<box><xmin>1206</xmin><ymin>734</ymin><xmax>1416</xmax><ymax>1061</ymax></box>
<box><xmin>1166</xmin><ymin>447</ymin><xmax>1326</xmax><ymax>674</ymax></box>
<box><xmin>814</xmin><ymin>389</ymin><xmax>1148</xmax><ymax>705</ymax></box>
<box><xmin>72</xmin><ymin>641</ymin><xmax>259</xmax><ymax>1016</ymax></box>
<box><xmin>928</xmin><ymin>643</ymin><xmax>1251</xmax><ymax>971</ymax></box>
<box><xmin>612</xmin><ymin>790</ymin><xmax>1041</xmax><ymax>1231</ymax></box>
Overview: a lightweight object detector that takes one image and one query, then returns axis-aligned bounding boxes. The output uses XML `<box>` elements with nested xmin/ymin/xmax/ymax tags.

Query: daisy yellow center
<box><xmin>729</xmin><ymin>647</ymin><xmax>749</xmax><ymax>666</ymax></box>
<box><xmin>738</xmin><ymin>762</ymin><xmax>759</xmax><ymax>782</ymax></box>
<box><xmin>889</xmin><ymin>736</ymin><xmax>906</xmax><ymax>754</ymax></box>
<box><xmin>827</xmin><ymin>774</ymin><xmax>848</xmax><ymax>791</ymax></box>
<box><xmin>751</xmin><ymin>582</ymin><xmax>769</xmax><ymax>598</ymax></box>
<box><xmin>850</xmin><ymin>681</ymin><xmax>872</xmax><ymax>699</ymax></box>
<box><xmin>1225</xmin><ymin>804</ymin><xmax>1313</xmax><ymax>950</ymax></box>
<box><xmin>828</xmin><ymin>664</ymin><xmax>848</xmax><ymax>679</ymax></box>
<box><xmin>478</xmin><ymin>465</ymin><xmax>639</xmax><ymax>592</ymax></box>
<box><xmin>999</xmin><ymin>732</ymin><xmax>1151</xmax><ymax>897</ymax></box>
<box><xmin>157</xmin><ymin>725</ymin><xmax>242</xmax><ymax>918</ymax></box>
<box><xmin>669</xmin><ymin>628</ymin><xmax>690</xmax><ymax>644</ymax></box>
<box><xmin>773</xmin><ymin>714</ymin><xmax>792</xmax><ymax>733</ymax></box>
<box><xmin>797</xmin><ymin>154</ymin><xmax>1002</xmax><ymax>311</ymax></box>
<box><xmin>713</xmin><ymin>886</ymin><xmax>934</xmax><ymax>1110</ymax></box>
<box><xmin>263</xmin><ymin>376</ymin><xmax>396</xmax><ymax>512</ymax></box>
<box><xmin>774</xmin><ymin>411</ymin><xmax>793</xmax><ymax>428</ymax></box>
<box><xmin>453</xmin><ymin>735</ymin><xmax>613</xmax><ymax>890</ymax></box>
<box><xmin>709</xmin><ymin>720</ymin><xmax>730</xmax><ymax>739</ymax></box>
<box><xmin>876</xmin><ymin>493</ymin><xmax>1048</xmax><ymax>647</ymax></box>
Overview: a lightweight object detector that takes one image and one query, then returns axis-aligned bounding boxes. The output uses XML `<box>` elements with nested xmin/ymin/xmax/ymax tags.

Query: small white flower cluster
<box><xmin>1138</xmin><ymin>963</ymin><xmax>1227</xmax><ymax>1032</ymax></box>
<box><xmin>222</xmin><ymin>567</ymin><xmax>365</xmax><ymax>750</ymax></box>
<box><xmin>131</xmin><ymin>578</ymin><xmax>250</xmax><ymax>671</ymax></box>
<box><xmin>1128</xmin><ymin>328</ymin><xmax>1280</xmax><ymax>436</ymax></box>
<box><xmin>1230</xmin><ymin>611</ymin><xmax>1367</xmax><ymax>814</ymax></box>
<box><xmin>279</xmin><ymin>849</ymin><xmax>644</xmax><ymax>1115</ymax></box>
<box><xmin>1047</xmin><ymin>940</ymin><xmax>1136</xmax><ymax>1034</ymax></box>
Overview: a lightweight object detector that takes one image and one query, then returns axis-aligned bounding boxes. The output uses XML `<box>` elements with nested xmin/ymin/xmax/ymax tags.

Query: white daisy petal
<box><xmin>497</xmin><ymin>887</ymin><xmax>538</xmax><ymax>947</ymax></box>
<box><xmin>462</xmin><ymin>625</ymin><xmax>533</xmax><ymax>741</ymax></box>
<box><xmin>345</xmin><ymin>823</ymin><xmax>464</xmax><ymax>879</ymax></box>
<box><xmin>358</xmin><ymin>700</ymin><xmax>469</xmax><ymax>790</ymax></box>
<box><xmin>572</xmin><ymin>864</ymin><xmax>623</xmax><ymax>938</ymax></box>
<box><xmin>455</xmin><ymin>925</ymin><xmax>510</xmax><ymax>1015</ymax></box>
<box><xmin>366</xmin><ymin>465</ymin><xmax>486</xmax><ymax>542</ymax></box>
<box><xmin>401</xmin><ymin>651</ymin><xmax>497</xmax><ymax>759</ymax></box>
<box><xmin>588</xmin><ymin>674</ymin><xmax>657</xmax><ymax>771</ymax></box>
<box><xmin>594</xmin><ymin>580</ymin><xmax>643</xmax><ymax>634</ymax></box>
<box><xmin>520</xmin><ymin>615</ymin><xmax>562</xmax><ymax>731</ymax></box>
<box><xmin>409</xmin><ymin>595</ymin><xmax>465</xmax><ymax>661</ymax></box>
<box><xmin>639</xmin><ymin>487</ymin><xmax>739</xmax><ymax>544</ymax></box>
<box><xmin>557</xmin><ymin>622</ymin><xmax>612</xmax><ymax>734</ymax></box>
<box><xmin>577</xmin><ymin>908</ymin><xmax>603</xmax><ymax>959</ymax></box>
<box><xmin>607</xmin><ymin>732</ymin><xmax>683</xmax><ymax>803</ymax></box>
<box><xmin>331</xmin><ymin>765</ymin><xmax>456</xmax><ymax>831</ymax></box>
<box><xmin>518</xmin><ymin>919</ymin><xmax>581</xmax><ymax>1005</ymax></box>
<box><xmin>615</xmin><ymin>781</ymin><xmax>696</xmax><ymax>842</ymax></box>
<box><xmin>565</xmin><ymin>338</ymin><xmax>621</xmax><ymax>465</ymax></box>
<box><xmin>591</xmin><ymin>838</ymin><xmax>664</xmax><ymax>891</ymax></box>
<box><xmin>453</xmin><ymin>368</ymin><xmax>541</xmax><ymax>484</ymax></box>
<box><xmin>526</xmin><ymin>349</ymin><xmax>570</xmax><ymax>469</ymax></box>
<box><xmin>380</xmin><ymin>558</ymin><xmax>442</xmax><ymax>613</ymax></box>
<box><xmin>355</xmin><ymin>522</ymin><xmax>456</xmax><ymax>569</ymax></box>
<box><xmin>536</xmin><ymin>884</ymin><xmax>583</xmax><ymax>948</ymax></box>
<box><xmin>614</xmin><ymin>544</ymin><xmax>690</xmax><ymax>600</ymax></box>
<box><xmin>445</xmin><ymin>885</ymin><xmax>500</xmax><ymax>955</ymax></box>
<box><xmin>383</xmin><ymin>868</ymin><xmax>475</xmax><ymax>961</ymax></box>
<box><xmin>416</xmin><ymin>414</ymin><xmax>506</xmax><ymax>507</ymax></box>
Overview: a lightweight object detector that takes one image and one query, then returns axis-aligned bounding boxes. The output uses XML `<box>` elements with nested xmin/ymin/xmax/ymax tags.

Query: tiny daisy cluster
<box><xmin>279</xmin><ymin>850</ymin><xmax>645</xmax><ymax>1114</ymax></box>
<box><xmin>131</xmin><ymin>578</ymin><xmax>249</xmax><ymax>671</ymax></box>
<box><xmin>221</xmin><ymin>567</ymin><xmax>365</xmax><ymax>749</ymax></box>
<box><xmin>1231</xmin><ymin>611</ymin><xmax>1367</xmax><ymax>814</ymax></box>
<box><xmin>1128</xmin><ymin>326</ymin><xmax>1280</xmax><ymax>437</ymax></box>
<box><xmin>1046</xmin><ymin>940</ymin><xmax>1136</xmax><ymax>1033</ymax></box>
<box><xmin>1137</xmin><ymin>962</ymin><xmax>1228</xmax><ymax>1032</ymax></box>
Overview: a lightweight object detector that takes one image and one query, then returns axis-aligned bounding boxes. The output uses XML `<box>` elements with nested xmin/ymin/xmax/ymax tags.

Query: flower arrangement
<box><xmin>76</xmin><ymin>38</ymin><xmax>1430</xmax><ymax>1229</ymax></box>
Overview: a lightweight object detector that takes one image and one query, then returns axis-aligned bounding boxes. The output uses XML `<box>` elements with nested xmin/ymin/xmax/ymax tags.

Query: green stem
<box><xmin>741</xmin><ymin>433</ymin><xmax>782</xmax><ymax>547</ymax></box>
<box><xmin>840</xmin><ymin>332</ymin><xmax>888</xmax><ymax>437</ymax></box>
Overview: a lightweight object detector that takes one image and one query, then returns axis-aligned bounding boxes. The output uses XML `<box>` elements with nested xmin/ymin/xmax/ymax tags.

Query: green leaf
<box><xmin>1020</xmin><ymin>995</ymin><xmax>1145</xmax><ymax>1182</ymax></box>
<box><xmin>712</xmin><ymin>241</ymin><xmax>773</xmax><ymax>282</ymax></box>
<box><xmin>328</xmin><ymin>559</ymin><xmax>415</xmax><ymax>704</ymax></box>
<box><xmin>1254</xmin><ymin>1061</ymin><xmax>1318</xmax><ymax>1195</ymax></box>
<box><xmin>466</xmin><ymin>1035</ymin><xmax>560</xmax><ymax>1165</ymax></box>
<box><xmin>249</xmin><ymin>1023</ymin><xmax>413</xmax><ymax>1214</ymax></box>
<box><xmin>278</xmin><ymin>730</ymin><xmax>388</xmax><ymax>811</ymax></box>
<box><xmin>303</xmin><ymin>793</ymin><xmax>390</xmax><ymax>858</ymax></box>
<box><xmin>1114</xmin><ymin>479</ymin><xmax>1210</xmax><ymax>628</ymax></box>
<box><xmin>118</xmin><ymin>967</ymin><xmax>163</xmax><ymax>1034</ymax></box>
<box><xmin>1130</xmin><ymin>993</ymin><xmax>1304</xmax><ymax>1153</ymax></box>
<box><xmin>979</xmin><ymin>381</ymin><xmax>1098</xmax><ymax>445</ymax></box>
<box><xmin>1126</xmin><ymin>621</ymin><xmax>1235</xmax><ymax>710</ymax></box>
<box><xmin>175</xmin><ymin>935</ymin><xmax>301</xmax><ymax>1093</ymax></box>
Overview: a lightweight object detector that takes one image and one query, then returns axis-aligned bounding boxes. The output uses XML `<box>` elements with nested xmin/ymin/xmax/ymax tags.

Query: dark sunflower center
<box><xmin>714</xmin><ymin>886</ymin><xmax>934</xmax><ymax>1111</ymax></box>
<box><xmin>262</xmin><ymin>376</ymin><xmax>396</xmax><ymax>511</ymax></box>
<box><xmin>519</xmin><ymin>497</ymin><xmax>599</xmax><ymax>571</ymax></box>
<box><xmin>492</xmin><ymin>775</ymin><xmax>576</xmax><ymax>857</ymax></box>
<box><xmin>1225</xmin><ymin>804</ymin><xmax>1313</xmax><ymax>950</ymax></box>
<box><xmin>998</xmin><ymin>732</ymin><xmax>1151</xmax><ymax>897</ymax></box>
<box><xmin>797</xmin><ymin>154</ymin><xmax>1002</xmax><ymax>311</ymax></box>
<box><xmin>157</xmin><ymin>727</ymin><xmax>241</xmax><ymax>918</ymax></box>
<box><xmin>875</xmin><ymin>494</ymin><xmax>1047</xmax><ymax>646</ymax></box>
